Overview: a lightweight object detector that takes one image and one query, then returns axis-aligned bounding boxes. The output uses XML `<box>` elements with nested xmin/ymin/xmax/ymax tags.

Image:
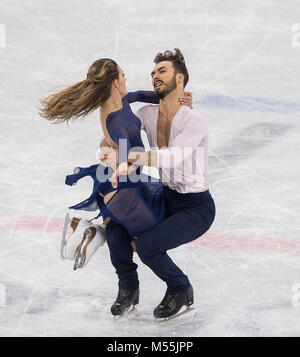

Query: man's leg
<box><xmin>135</xmin><ymin>207</ymin><xmax>214</xmax><ymax>293</ymax></box>
<box><xmin>106</xmin><ymin>220</ymin><xmax>139</xmax><ymax>290</ymax></box>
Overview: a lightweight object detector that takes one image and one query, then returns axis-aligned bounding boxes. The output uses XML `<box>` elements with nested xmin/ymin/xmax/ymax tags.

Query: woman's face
<box><xmin>116</xmin><ymin>66</ymin><xmax>127</xmax><ymax>96</ymax></box>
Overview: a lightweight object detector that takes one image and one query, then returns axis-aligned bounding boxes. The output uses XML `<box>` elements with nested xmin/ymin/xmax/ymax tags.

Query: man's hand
<box><xmin>98</xmin><ymin>146</ymin><xmax>118</xmax><ymax>170</ymax></box>
<box><xmin>179</xmin><ymin>91</ymin><xmax>193</xmax><ymax>109</ymax></box>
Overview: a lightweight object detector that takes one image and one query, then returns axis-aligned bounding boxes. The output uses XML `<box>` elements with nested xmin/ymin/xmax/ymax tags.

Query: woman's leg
<box><xmin>103</xmin><ymin>190</ymin><xmax>117</xmax><ymax>204</ymax></box>
<box><xmin>97</xmin><ymin>192</ymin><xmax>115</xmax><ymax>227</ymax></box>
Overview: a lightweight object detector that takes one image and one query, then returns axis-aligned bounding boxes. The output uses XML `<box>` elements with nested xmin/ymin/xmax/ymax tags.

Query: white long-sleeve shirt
<box><xmin>136</xmin><ymin>104</ymin><xmax>209</xmax><ymax>194</ymax></box>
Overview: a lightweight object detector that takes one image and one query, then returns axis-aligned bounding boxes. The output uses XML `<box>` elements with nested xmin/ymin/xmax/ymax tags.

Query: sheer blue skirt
<box><xmin>65</xmin><ymin>164</ymin><xmax>166</xmax><ymax>236</ymax></box>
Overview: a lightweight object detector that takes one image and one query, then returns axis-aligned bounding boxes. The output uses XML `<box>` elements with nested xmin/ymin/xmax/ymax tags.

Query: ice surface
<box><xmin>0</xmin><ymin>0</ymin><xmax>300</xmax><ymax>337</ymax></box>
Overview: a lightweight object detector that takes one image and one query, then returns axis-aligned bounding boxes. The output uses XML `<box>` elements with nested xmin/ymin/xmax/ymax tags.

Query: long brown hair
<box><xmin>39</xmin><ymin>58</ymin><xmax>119</xmax><ymax>123</ymax></box>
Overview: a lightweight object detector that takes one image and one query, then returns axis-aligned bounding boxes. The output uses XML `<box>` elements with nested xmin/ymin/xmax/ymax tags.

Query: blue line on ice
<box><xmin>196</xmin><ymin>95</ymin><xmax>300</xmax><ymax>114</ymax></box>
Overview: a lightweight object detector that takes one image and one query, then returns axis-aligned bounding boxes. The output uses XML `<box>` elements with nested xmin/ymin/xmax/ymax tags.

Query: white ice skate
<box><xmin>61</xmin><ymin>213</ymin><xmax>106</xmax><ymax>266</ymax></box>
<box><xmin>73</xmin><ymin>224</ymin><xmax>106</xmax><ymax>270</ymax></box>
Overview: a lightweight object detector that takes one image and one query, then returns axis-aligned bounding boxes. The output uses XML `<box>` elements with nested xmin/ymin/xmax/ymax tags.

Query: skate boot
<box><xmin>61</xmin><ymin>213</ymin><xmax>95</xmax><ymax>260</ymax></box>
<box><xmin>61</xmin><ymin>213</ymin><xmax>106</xmax><ymax>263</ymax></box>
<box><xmin>73</xmin><ymin>224</ymin><xmax>106</xmax><ymax>270</ymax></box>
<box><xmin>153</xmin><ymin>285</ymin><xmax>194</xmax><ymax>319</ymax></box>
<box><xmin>111</xmin><ymin>287</ymin><xmax>140</xmax><ymax>317</ymax></box>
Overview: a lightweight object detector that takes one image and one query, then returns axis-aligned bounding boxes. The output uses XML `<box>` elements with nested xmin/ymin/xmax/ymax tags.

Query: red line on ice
<box><xmin>188</xmin><ymin>232</ymin><xmax>300</xmax><ymax>256</ymax></box>
<box><xmin>1</xmin><ymin>215</ymin><xmax>300</xmax><ymax>257</ymax></box>
<box><xmin>0</xmin><ymin>215</ymin><xmax>65</xmax><ymax>233</ymax></box>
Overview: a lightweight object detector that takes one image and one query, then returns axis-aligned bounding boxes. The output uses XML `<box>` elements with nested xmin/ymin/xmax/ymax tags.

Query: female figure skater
<box><xmin>39</xmin><ymin>58</ymin><xmax>191</xmax><ymax>270</ymax></box>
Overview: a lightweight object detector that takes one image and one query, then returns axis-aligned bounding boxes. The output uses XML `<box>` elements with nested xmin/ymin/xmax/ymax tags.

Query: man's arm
<box><xmin>102</xmin><ymin>111</ymin><xmax>206</xmax><ymax>169</ymax></box>
<box><xmin>130</xmin><ymin>112</ymin><xmax>207</xmax><ymax>169</ymax></box>
<box><xmin>128</xmin><ymin>150</ymin><xmax>158</xmax><ymax>167</ymax></box>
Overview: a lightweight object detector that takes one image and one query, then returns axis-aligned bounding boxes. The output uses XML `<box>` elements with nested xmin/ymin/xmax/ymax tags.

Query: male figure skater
<box><xmin>100</xmin><ymin>49</ymin><xmax>215</xmax><ymax>319</ymax></box>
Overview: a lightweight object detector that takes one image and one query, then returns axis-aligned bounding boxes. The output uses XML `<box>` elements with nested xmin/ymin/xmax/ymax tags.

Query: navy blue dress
<box><xmin>65</xmin><ymin>91</ymin><xmax>166</xmax><ymax>236</ymax></box>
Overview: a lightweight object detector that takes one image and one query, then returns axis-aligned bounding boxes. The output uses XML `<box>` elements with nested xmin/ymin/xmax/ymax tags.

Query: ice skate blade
<box><xmin>112</xmin><ymin>305</ymin><xmax>137</xmax><ymax>321</ymax></box>
<box><xmin>73</xmin><ymin>229</ymin><xmax>92</xmax><ymax>270</ymax></box>
<box><xmin>60</xmin><ymin>213</ymin><xmax>71</xmax><ymax>260</ymax></box>
<box><xmin>155</xmin><ymin>306</ymin><xmax>194</xmax><ymax>323</ymax></box>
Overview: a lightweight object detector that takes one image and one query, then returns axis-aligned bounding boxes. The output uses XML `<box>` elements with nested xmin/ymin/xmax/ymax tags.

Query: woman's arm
<box><xmin>127</xmin><ymin>91</ymin><xmax>159</xmax><ymax>104</ymax></box>
<box><xmin>128</xmin><ymin>90</ymin><xmax>193</xmax><ymax>108</ymax></box>
<box><xmin>100</xmin><ymin>137</ymin><xmax>109</xmax><ymax>148</ymax></box>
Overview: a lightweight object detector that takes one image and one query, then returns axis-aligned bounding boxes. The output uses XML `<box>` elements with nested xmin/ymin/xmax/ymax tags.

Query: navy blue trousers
<box><xmin>106</xmin><ymin>186</ymin><xmax>215</xmax><ymax>293</ymax></box>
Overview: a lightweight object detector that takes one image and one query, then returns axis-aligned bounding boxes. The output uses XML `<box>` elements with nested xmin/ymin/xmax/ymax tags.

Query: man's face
<box><xmin>151</xmin><ymin>61</ymin><xmax>177</xmax><ymax>99</ymax></box>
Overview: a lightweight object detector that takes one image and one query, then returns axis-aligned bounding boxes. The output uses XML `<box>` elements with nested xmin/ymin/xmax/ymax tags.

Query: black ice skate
<box><xmin>154</xmin><ymin>285</ymin><xmax>194</xmax><ymax>321</ymax></box>
<box><xmin>111</xmin><ymin>288</ymin><xmax>139</xmax><ymax>317</ymax></box>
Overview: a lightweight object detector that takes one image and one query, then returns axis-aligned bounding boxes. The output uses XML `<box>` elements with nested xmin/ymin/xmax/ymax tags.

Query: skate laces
<box><xmin>116</xmin><ymin>290</ymin><xmax>130</xmax><ymax>304</ymax></box>
<box><xmin>115</xmin><ymin>289</ymin><xmax>137</xmax><ymax>305</ymax></box>
<box><xmin>159</xmin><ymin>292</ymin><xmax>177</xmax><ymax>308</ymax></box>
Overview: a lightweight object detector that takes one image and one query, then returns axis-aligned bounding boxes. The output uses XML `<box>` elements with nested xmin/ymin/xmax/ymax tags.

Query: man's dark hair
<box><xmin>154</xmin><ymin>48</ymin><xmax>189</xmax><ymax>88</ymax></box>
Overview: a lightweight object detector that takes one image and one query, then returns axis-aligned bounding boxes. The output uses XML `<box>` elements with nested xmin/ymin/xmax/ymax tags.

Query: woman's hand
<box><xmin>179</xmin><ymin>91</ymin><xmax>193</xmax><ymax>109</ymax></box>
<box><xmin>99</xmin><ymin>148</ymin><xmax>136</xmax><ymax>188</ymax></box>
<box><xmin>109</xmin><ymin>162</ymin><xmax>136</xmax><ymax>188</ymax></box>
<box><xmin>98</xmin><ymin>146</ymin><xmax>118</xmax><ymax>170</ymax></box>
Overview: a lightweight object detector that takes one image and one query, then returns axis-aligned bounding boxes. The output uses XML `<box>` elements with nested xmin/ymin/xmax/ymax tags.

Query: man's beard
<box><xmin>155</xmin><ymin>74</ymin><xmax>177</xmax><ymax>99</ymax></box>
